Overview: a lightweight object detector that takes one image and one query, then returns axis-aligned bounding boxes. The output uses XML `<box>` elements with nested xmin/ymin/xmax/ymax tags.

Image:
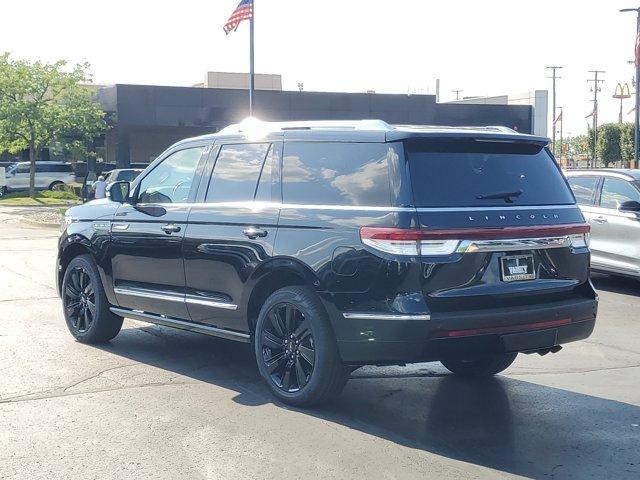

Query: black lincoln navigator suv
<box><xmin>57</xmin><ymin>120</ymin><xmax>598</xmax><ymax>406</ymax></box>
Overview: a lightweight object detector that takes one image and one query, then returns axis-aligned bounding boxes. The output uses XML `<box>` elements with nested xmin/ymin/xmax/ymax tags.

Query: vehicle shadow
<box><xmin>99</xmin><ymin>324</ymin><xmax>640</xmax><ymax>480</ymax></box>
<box><xmin>591</xmin><ymin>273</ymin><xmax>640</xmax><ymax>296</ymax></box>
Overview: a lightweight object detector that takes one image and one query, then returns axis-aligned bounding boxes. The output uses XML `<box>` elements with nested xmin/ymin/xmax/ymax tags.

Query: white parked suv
<box><xmin>4</xmin><ymin>161</ymin><xmax>75</xmax><ymax>193</ymax></box>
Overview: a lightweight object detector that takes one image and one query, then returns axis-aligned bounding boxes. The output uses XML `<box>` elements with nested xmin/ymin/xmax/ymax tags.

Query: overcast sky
<box><xmin>1</xmin><ymin>0</ymin><xmax>638</xmax><ymax>136</ymax></box>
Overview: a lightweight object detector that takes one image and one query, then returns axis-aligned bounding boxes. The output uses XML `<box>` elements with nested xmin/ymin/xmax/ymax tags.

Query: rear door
<box><xmin>566</xmin><ymin>174</ymin><xmax>600</xmax><ymax>224</ymax></box>
<box><xmin>406</xmin><ymin>138</ymin><xmax>586</xmax><ymax>313</ymax></box>
<box><xmin>34</xmin><ymin>164</ymin><xmax>52</xmax><ymax>188</ymax></box>
<box><xmin>182</xmin><ymin>141</ymin><xmax>281</xmax><ymax>331</ymax></box>
<box><xmin>109</xmin><ymin>144</ymin><xmax>207</xmax><ymax>319</ymax></box>
<box><xmin>589</xmin><ymin>176</ymin><xmax>640</xmax><ymax>274</ymax></box>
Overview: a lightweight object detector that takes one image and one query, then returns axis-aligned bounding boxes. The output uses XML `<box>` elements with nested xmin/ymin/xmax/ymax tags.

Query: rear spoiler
<box><xmin>386</xmin><ymin>130</ymin><xmax>550</xmax><ymax>147</ymax></box>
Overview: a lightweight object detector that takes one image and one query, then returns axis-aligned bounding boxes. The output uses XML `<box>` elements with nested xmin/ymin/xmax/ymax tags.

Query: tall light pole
<box><xmin>621</xmin><ymin>7</ymin><xmax>640</xmax><ymax>168</ymax></box>
<box><xmin>546</xmin><ymin>66</ymin><xmax>563</xmax><ymax>155</ymax></box>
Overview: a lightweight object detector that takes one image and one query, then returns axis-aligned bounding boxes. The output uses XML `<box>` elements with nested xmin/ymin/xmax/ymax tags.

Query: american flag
<box><xmin>223</xmin><ymin>0</ymin><xmax>253</xmax><ymax>35</ymax></box>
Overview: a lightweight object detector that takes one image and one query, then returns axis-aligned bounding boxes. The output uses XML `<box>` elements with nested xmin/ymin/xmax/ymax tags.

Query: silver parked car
<box><xmin>565</xmin><ymin>169</ymin><xmax>640</xmax><ymax>278</ymax></box>
<box><xmin>5</xmin><ymin>161</ymin><xmax>75</xmax><ymax>192</ymax></box>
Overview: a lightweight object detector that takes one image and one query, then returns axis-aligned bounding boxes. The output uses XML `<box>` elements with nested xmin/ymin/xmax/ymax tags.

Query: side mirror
<box><xmin>107</xmin><ymin>181</ymin><xmax>130</xmax><ymax>203</ymax></box>
<box><xmin>618</xmin><ymin>200</ymin><xmax>640</xmax><ymax>213</ymax></box>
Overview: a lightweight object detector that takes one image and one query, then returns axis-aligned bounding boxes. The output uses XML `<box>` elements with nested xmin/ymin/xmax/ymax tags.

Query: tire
<box><xmin>441</xmin><ymin>353</ymin><xmax>517</xmax><ymax>377</ymax></box>
<box><xmin>61</xmin><ymin>254</ymin><xmax>123</xmax><ymax>344</ymax></box>
<box><xmin>254</xmin><ymin>286</ymin><xmax>349</xmax><ymax>407</ymax></box>
<box><xmin>49</xmin><ymin>181</ymin><xmax>64</xmax><ymax>191</ymax></box>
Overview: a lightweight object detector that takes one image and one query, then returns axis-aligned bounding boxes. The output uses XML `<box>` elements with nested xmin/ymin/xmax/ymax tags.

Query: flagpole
<box><xmin>621</xmin><ymin>7</ymin><xmax>640</xmax><ymax>168</ymax></box>
<box><xmin>249</xmin><ymin>0</ymin><xmax>255</xmax><ymax>116</ymax></box>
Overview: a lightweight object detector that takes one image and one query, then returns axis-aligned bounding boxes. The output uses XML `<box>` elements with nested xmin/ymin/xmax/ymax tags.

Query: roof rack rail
<box><xmin>218</xmin><ymin>118</ymin><xmax>393</xmax><ymax>136</ymax></box>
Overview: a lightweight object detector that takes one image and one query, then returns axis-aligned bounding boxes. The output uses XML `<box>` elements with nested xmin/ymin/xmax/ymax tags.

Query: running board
<box><xmin>109</xmin><ymin>307</ymin><xmax>251</xmax><ymax>343</ymax></box>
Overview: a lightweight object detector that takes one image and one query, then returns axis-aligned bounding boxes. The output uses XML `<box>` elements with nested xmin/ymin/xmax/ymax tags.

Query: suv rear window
<box><xmin>406</xmin><ymin>139</ymin><xmax>575</xmax><ymax>207</ymax></box>
<box><xmin>282</xmin><ymin>142</ymin><xmax>391</xmax><ymax>206</ymax></box>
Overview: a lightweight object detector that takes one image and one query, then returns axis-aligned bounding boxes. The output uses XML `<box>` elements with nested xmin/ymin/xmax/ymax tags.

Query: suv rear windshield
<box><xmin>406</xmin><ymin>139</ymin><xmax>575</xmax><ymax>207</ymax></box>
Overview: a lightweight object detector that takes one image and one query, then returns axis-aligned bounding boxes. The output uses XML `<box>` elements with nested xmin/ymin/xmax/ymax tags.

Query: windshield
<box><xmin>114</xmin><ymin>170</ymin><xmax>142</xmax><ymax>182</ymax></box>
<box><xmin>406</xmin><ymin>139</ymin><xmax>575</xmax><ymax>207</ymax></box>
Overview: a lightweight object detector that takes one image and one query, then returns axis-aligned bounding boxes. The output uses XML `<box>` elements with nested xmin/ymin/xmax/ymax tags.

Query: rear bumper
<box><xmin>334</xmin><ymin>297</ymin><xmax>597</xmax><ymax>365</ymax></box>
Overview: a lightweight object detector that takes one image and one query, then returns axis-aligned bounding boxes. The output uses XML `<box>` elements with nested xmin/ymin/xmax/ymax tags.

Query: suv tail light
<box><xmin>360</xmin><ymin>224</ymin><xmax>590</xmax><ymax>256</ymax></box>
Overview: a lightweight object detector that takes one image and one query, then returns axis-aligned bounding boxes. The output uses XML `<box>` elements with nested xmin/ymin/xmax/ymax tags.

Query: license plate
<box><xmin>500</xmin><ymin>254</ymin><xmax>536</xmax><ymax>282</ymax></box>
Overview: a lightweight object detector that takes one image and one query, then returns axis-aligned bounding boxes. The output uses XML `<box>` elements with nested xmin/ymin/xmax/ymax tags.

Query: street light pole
<box><xmin>546</xmin><ymin>66</ymin><xmax>562</xmax><ymax>155</ymax></box>
<box><xmin>621</xmin><ymin>7</ymin><xmax>640</xmax><ymax>168</ymax></box>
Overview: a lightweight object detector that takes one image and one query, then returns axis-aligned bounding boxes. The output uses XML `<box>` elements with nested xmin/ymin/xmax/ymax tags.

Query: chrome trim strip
<box><xmin>140</xmin><ymin>201</ymin><xmax>578</xmax><ymax>214</ymax></box>
<box><xmin>458</xmin><ymin>236</ymin><xmax>571</xmax><ymax>253</ymax></box>
<box><xmin>190</xmin><ymin>201</ymin><xmax>410</xmax><ymax>212</ymax></box>
<box><xmin>112</xmin><ymin>223</ymin><xmax>130</xmax><ymax>231</ymax></box>
<box><xmin>114</xmin><ymin>287</ymin><xmax>239</xmax><ymax>311</ymax></box>
<box><xmin>114</xmin><ymin>287</ymin><xmax>184</xmax><ymax>302</ymax></box>
<box><xmin>415</xmin><ymin>205</ymin><xmax>577</xmax><ymax>212</ymax></box>
<box><xmin>279</xmin><ymin>203</ymin><xmax>409</xmax><ymax>212</ymax></box>
<box><xmin>109</xmin><ymin>308</ymin><xmax>250</xmax><ymax>343</ymax></box>
<box><xmin>185</xmin><ymin>295</ymin><xmax>238</xmax><ymax>310</ymax></box>
<box><xmin>342</xmin><ymin>312</ymin><xmax>431</xmax><ymax>321</ymax></box>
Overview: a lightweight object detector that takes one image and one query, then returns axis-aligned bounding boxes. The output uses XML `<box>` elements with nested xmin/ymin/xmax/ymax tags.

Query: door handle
<box><xmin>592</xmin><ymin>216</ymin><xmax>608</xmax><ymax>224</ymax></box>
<box><xmin>112</xmin><ymin>223</ymin><xmax>129</xmax><ymax>231</ymax></box>
<box><xmin>161</xmin><ymin>224</ymin><xmax>181</xmax><ymax>234</ymax></box>
<box><xmin>243</xmin><ymin>227</ymin><xmax>268</xmax><ymax>239</ymax></box>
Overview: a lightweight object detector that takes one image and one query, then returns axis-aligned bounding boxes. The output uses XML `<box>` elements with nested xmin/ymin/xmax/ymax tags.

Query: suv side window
<box><xmin>16</xmin><ymin>164</ymin><xmax>29</xmax><ymax>174</ymax></box>
<box><xmin>567</xmin><ymin>176</ymin><xmax>598</xmax><ymax>205</ymax></box>
<box><xmin>137</xmin><ymin>147</ymin><xmax>204</xmax><ymax>204</ymax></box>
<box><xmin>599</xmin><ymin>177</ymin><xmax>640</xmax><ymax>209</ymax></box>
<box><xmin>205</xmin><ymin>143</ymin><xmax>270</xmax><ymax>203</ymax></box>
<box><xmin>282</xmin><ymin>142</ymin><xmax>391</xmax><ymax>206</ymax></box>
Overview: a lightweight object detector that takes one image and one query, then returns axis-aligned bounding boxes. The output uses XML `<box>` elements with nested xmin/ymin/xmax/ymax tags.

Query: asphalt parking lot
<box><xmin>0</xmin><ymin>208</ymin><xmax>639</xmax><ymax>480</ymax></box>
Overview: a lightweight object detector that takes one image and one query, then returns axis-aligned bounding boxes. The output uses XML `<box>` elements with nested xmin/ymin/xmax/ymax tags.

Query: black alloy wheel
<box><xmin>259</xmin><ymin>303</ymin><xmax>315</xmax><ymax>393</ymax></box>
<box><xmin>63</xmin><ymin>266</ymin><xmax>96</xmax><ymax>333</ymax></box>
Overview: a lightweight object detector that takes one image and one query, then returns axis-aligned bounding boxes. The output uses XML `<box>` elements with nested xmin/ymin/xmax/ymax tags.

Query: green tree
<box><xmin>619</xmin><ymin>122</ymin><xmax>634</xmax><ymax>167</ymax></box>
<box><xmin>565</xmin><ymin>134</ymin><xmax>590</xmax><ymax>157</ymax></box>
<box><xmin>0</xmin><ymin>54</ymin><xmax>105</xmax><ymax>196</ymax></box>
<box><xmin>595</xmin><ymin>123</ymin><xmax>622</xmax><ymax>167</ymax></box>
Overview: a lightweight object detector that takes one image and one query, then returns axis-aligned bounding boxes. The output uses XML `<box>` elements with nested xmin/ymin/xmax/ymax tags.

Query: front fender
<box><xmin>57</xmin><ymin>220</ymin><xmax>116</xmax><ymax>305</ymax></box>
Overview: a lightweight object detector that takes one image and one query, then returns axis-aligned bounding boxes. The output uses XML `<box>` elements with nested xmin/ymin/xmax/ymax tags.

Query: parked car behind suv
<box><xmin>57</xmin><ymin>120</ymin><xmax>598</xmax><ymax>406</ymax></box>
<box><xmin>565</xmin><ymin>169</ymin><xmax>640</xmax><ymax>278</ymax></box>
<box><xmin>5</xmin><ymin>161</ymin><xmax>75</xmax><ymax>192</ymax></box>
<box><xmin>82</xmin><ymin>166</ymin><xmax>147</xmax><ymax>202</ymax></box>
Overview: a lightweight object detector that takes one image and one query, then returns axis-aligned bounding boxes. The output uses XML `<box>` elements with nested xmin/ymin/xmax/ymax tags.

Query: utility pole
<box><xmin>452</xmin><ymin>89</ymin><xmax>463</xmax><ymax>101</ymax></box>
<box><xmin>546</xmin><ymin>66</ymin><xmax>563</xmax><ymax>155</ymax></box>
<box><xmin>621</xmin><ymin>7</ymin><xmax>640</xmax><ymax>168</ymax></box>
<box><xmin>588</xmin><ymin>70</ymin><xmax>605</xmax><ymax>167</ymax></box>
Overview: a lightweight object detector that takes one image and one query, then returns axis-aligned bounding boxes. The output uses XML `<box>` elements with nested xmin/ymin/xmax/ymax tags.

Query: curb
<box><xmin>20</xmin><ymin>216</ymin><xmax>61</xmax><ymax>229</ymax></box>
